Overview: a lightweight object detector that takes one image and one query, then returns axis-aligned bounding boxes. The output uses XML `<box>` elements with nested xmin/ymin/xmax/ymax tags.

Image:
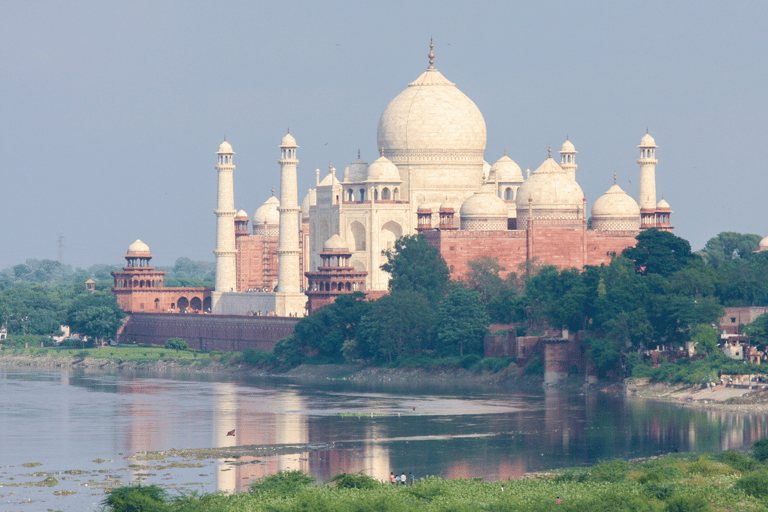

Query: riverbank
<box><xmin>624</xmin><ymin>377</ymin><xmax>768</xmax><ymax>413</ymax></box>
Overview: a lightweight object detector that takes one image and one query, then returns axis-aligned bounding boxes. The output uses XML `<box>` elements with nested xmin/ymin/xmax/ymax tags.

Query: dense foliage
<box><xmin>100</xmin><ymin>439</ymin><xmax>768</xmax><ymax>512</ymax></box>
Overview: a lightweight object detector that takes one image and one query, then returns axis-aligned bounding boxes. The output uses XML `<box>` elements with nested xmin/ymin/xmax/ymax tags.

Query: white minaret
<box><xmin>637</xmin><ymin>130</ymin><xmax>658</xmax><ymax>227</ymax></box>
<box><xmin>560</xmin><ymin>136</ymin><xmax>577</xmax><ymax>180</ymax></box>
<box><xmin>213</xmin><ymin>139</ymin><xmax>237</xmax><ymax>303</ymax></box>
<box><xmin>274</xmin><ymin>131</ymin><xmax>307</xmax><ymax>316</ymax></box>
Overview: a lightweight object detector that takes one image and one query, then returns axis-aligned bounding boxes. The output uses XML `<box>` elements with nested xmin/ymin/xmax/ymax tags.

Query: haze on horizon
<box><xmin>1</xmin><ymin>1</ymin><xmax>766</xmax><ymax>270</ymax></box>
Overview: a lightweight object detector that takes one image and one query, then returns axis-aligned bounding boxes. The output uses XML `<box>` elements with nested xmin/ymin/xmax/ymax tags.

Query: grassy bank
<box><xmin>102</xmin><ymin>449</ymin><xmax>768</xmax><ymax>512</ymax></box>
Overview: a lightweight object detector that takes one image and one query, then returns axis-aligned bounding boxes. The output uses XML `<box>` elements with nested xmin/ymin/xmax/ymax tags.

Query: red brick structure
<box><xmin>119</xmin><ymin>313</ymin><xmax>299</xmax><ymax>351</ymax></box>
<box><xmin>305</xmin><ymin>235</ymin><xmax>368</xmax><ymax>314</ymax></box>
<box><xmin>720</xmin><ymin>307</ymin><xmax>768</xmax><ymax>334</ymax></box>
<box><xmin>424</xmin><ymin>222</ymin><xmax>638</xmax><ymax>281</ymax></box>
<box><xmin>111</xmin><ymin>240</ymin><xmax>213</xmax><ymax>313</ymax></box>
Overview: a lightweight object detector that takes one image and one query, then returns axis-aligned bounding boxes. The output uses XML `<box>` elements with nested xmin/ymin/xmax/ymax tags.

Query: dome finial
<box><xmin>224</xmin><ymin>134</ymin><xmax>226</xmax><ymax>141</ymax></box>
<box><xmin>566</xmin><ymin>134</ymin><xmax>569</xmax><ymax>141</ymax></box>
<box><xmin>287</xmin><ymin>127</ymin><xmax>290</xmax><ymax>134</ymax></box>
<box><xmin>358</xmin><ymin>149</ymin><xmax>361</xmax><ymax>159</ymax></box>
<box><xmin>613</xmin><ymin>172</ymin><xmax>617</xmax><ymax>185</ymax></box>
<box><xmin>380</xmin><ymin>146</ymin><xmax>384</xmax><ymax>157</ymax></box>
<box><xmin>328</xmin><ymin>161</ymin><xmax>333</xmax><ymax>173</ymax></box>
<box><xmin>428</xmin><ymin>37</ymin><xmax>435</xmax><ymax>69</ymax></box>
<box><xmin>548</xmin><ymin>145</ymin><xmax>552</xmax><ymax>158</ymax></box>
<box><xmin>504</xmin><ymin>146</ymin><xmax>507</xmax><ymax>156</ymax></box>
<box><xmin>646</xmin><ymin>126</ymin><xmax>649</xmax><ymax>134</ymax></box>
<box><xmin>271</xmin><ymin>187</ymin><xmax>274</xmax><ymax>196</ymax></box>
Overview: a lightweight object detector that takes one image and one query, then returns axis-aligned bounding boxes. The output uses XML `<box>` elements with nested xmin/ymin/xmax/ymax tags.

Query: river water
<box><xmin>1</xmin><ymin>368</ymin><xmax>767</xmax><ymax>511</ymax></box>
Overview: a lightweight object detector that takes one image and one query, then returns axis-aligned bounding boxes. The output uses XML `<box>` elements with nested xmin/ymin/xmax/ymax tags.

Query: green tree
<box><xmin>622</xmin><ymin>229</ymin><xmax>696</xmax><ymax>277</ymax></box>
<box><xmin>381</xmin><ymin>234</ymin><xmax>450</xmax><ymax>304</ymax></box>
<box><xmin>690</xmin><ymin>323</ymin><xmax>719</xmax><ymax>355</ymax></box>
<box><xmin>436</xmin><ymin>285</ymin><xmax>489</xmax><ymax>356</ymax></box>
<box><xmin>66</xmin><ymin>292</ymin><xmax>125</xmax><ymax>346</ymax></box>
<box><xmin>165</xmin><ymin>338</ymin><xmax>188</xmax><ymax>351</ymax></box>
<box><xmin>357</xmin><ymin>291</ymin><xmax>436</xmax><ymax>362</ymax></box>
<box><xmin>701</xmin><ymin>231</ymin><xmax>762</xmax><ymax>268</ymax></box>
<box><xmin>744</xmin><ymin>313</ymin><xmax>768</xmax><ymax>350</ymax></box>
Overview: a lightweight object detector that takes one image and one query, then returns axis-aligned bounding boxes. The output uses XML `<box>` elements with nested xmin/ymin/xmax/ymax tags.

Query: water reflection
<box><xmin>3</xmin><ymin>368</ymin><xmax>768</xmax><ymax>498</ymax></box>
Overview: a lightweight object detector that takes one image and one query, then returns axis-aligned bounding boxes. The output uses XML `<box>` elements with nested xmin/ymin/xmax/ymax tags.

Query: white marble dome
<box><xmin>343</xmin><ymin>157</ymin><xmax>369</xmax><ymax>183</ymax></box>
<box><xmin>489</xmin><ymin>154</ymin><xmax>523</xmax><ymax>183</ymax></box>
<box><xmin>253</xmin><ymin>195</ymin><xmax>280</xmax><ymax>226</ymax></box>
<box><xmin>657</xmin><ymin>198</ymin><xmax>671</xmax><ymax>210</ymax></box>
<box><xmin>591</xmin><ymin>183</ymin><xmax>640</xmax><ymax>231</ymax></box>
<box><xmin>365</xmin><ymin>156</ymin><xmax>401</xmax><ymax>182</ymax></box>
<box><xmin>640</xmin><ymin>133</ymin><xmax>657</xmax><ymax>147</ymax></box>
<box><xmin>560</xmin><ymin>139</ymin><xmax>576</xmax><ymax>153</ymax></box>
<box><xmin>516</xmin><ymin>157</ymin><xmax>585</xmax><ymax>225</ymax></box>
<box><xmin>281</xmin><ymin>132</ymin><xmax>297</xmax><ymax>146</ymax></box>
<box><xmin>319</xmin><ymin>169</ymin><xmax>340</xmax><ymax>187</ymax></box>
<box><xmin>236</xmin><ymin>209</ymin><xmax>248</xmax><ymax>218</ymax></box>
<box><xmin>459</xmin><ymin>185</ymin><xmax>508</xmax><ymax>231</ymax></box>
<box><xmin>759</xmin><ymin>236</ymin><xmax>768</xmax><ymax>249</ymax></box>
<box><xmin>217</xmin><ymin>140</ymin><xmax>233</xmax><ymax>154</ymax></box>
<box><xmin>376</xmin><ymin>67</ymin><xmax>486</xmax><ymax>164</ymax></box>
<box><xmin>127</xmin><ymin>239</ymin><xmax>150</xmax><ymax>254</ymax></box>
<box><xmin>323</xmin><ymin>234</ymin><xmax>349</xmax><ymax>251</ymax></box>
<box><xmin>301</xmin><ymin>191</ymin><xmax>312</xmax><ymax>219</ymax></box>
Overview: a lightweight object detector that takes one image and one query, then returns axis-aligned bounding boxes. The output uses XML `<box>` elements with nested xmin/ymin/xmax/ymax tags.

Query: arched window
<box><xmin>359</xmin><ymin>189</ymin><xmax>366</xmax><ymax>201</ymax></box>
<box><xmin>381</xmin><ymin>187</ymin><xmax>391</xmax><ymax>200</ymax></box>
<box><xmin>349</xmin><ymin>221</ymin><xmax>366</xmax><ymax>251</ymax></box>
<box><xmin>505</xmin><ymin>187</ymin><xmax>513</xmax><ymax>200</ymax></box>
<box><xmin>154</xmin><ymin>298</ymin><xmax>160</xmax><ymax>309</ymax></box>
<box><xmin>347</xmin><ymin>189</ymin><xmax>354</xmax><ymax>201</ymax></box>
<box><xmin>374</xmin><ymin>189</ymin><xmax>379</xmax><ymax>200</ymax></box>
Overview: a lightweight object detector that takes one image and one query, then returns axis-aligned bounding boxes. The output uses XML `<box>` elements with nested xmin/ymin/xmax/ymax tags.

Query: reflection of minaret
<box><xmin>274</xmin><ymin>132</ymin><xmax>308</xmax><ymax>317</ymax></box>
<box><xmin>213</xmin><ymin>140</ymin><xmax>237</xmax><ymax>313</ymax></box>
<box><xmin>275</xmin><ymin>390</ymin><xmax>309</xmax><ymax>472</ymax></box>
<box><xmin>544</xmin><ymin>388</ymin><xmax>569</xmax><ymax>451</ymax></box>
<box><xmin>213</xmin><ymin>383</ymin><xmax>238</xmax><ymax>493</ymax></box>
<box><xmin>363</xmin><ymin>423</ymin><xmax>390</xmax><ymax>481</ymax></box>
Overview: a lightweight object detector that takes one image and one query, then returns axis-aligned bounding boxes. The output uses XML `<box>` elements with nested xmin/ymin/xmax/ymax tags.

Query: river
<box><xmin>1</xmin><ymin>368</ymin><xmax>766</xmax><ymax>511</ymax></box>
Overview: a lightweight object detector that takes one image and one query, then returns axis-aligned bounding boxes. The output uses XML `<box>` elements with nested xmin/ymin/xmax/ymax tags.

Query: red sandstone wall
<box><xmin>119</xmin><ymin>313</ymin><xmax>299</xmax><ymax>351</ymax></box>
<box><xmin>425</xmin><ymin>230</ymin><xmax>527</xmax><ymax>281</ymax></box>
<box><xmin>113</xmin><ymin>287</ymin><xmax>212</xmax><ymax>313</ymax></box>
<box><xmin>236</xmin><ymin>235</ymin><xmax>279</xmax><ymax>292</ymax></box>
<box><xmin>586</xmin><ymin>230</ymin><xmax>639</xmax><ymax>266</ymax></box>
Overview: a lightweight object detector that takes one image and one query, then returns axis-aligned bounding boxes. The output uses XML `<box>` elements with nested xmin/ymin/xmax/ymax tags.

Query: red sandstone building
<box><xmin>111</xmin><ymin>240</ymin><xmax>213</xmax><ymax>313</ymax></box>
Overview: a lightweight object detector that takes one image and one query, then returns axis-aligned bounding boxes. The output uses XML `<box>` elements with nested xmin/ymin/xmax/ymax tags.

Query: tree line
<box><xmin>275</xmin><ymin>230</ymin><xmax>768</xmax><ymax>375</ymax></box>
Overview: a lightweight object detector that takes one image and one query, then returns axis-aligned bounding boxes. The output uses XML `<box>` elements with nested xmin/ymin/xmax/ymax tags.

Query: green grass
<box><xmin>98</xmin><ymin>452</ymin><xmax>768</xmax><ymax>512</ymax></box>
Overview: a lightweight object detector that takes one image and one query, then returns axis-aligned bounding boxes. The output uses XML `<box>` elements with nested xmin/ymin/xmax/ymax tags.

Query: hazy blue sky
<box><xmin>2</xmin><ymin>1</ymin><xmax>766</xmax><ymax>270</ymax></box>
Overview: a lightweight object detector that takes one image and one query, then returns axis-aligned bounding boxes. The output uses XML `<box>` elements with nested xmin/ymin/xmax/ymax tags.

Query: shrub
<box><xmin>665</xmin><ymin>494</ymin><xmax>710</xmax><ymax>512</ymax></box>
<box><xmin>553</xmin><ymin>470</ymin><xmax>589</xmax><ymax>483</ymax></box>
<box><xmin>718</xmin><ymin>450</ymin><xmax>762</xmax><ymax>472</ymax></box>
<box><xmin>459</xmin><ymin>354</ymin><xmax>481</xmax><ymax>369</ymax></box>
<box><xmin>686</xmin><ymin>456</ymin><xmax>733</xmax><ymax>477</ymax></box>
<box><xmin>165</xmin><ymin>338</ymin><xmax>188</xmax><ymax>351</ymax></box>
<box><xmin>751</xmin><ymin>438</ymin><xmax>768</xmax><ymax>461</ymax></box>
<box><xmin>524</xmin><ymin>354</ymin><xmax>544</xmax><ymax>375</ymax></box>
<box><xmin>102</xmin><ymin>484</ymin><xmax>167</xmax><ymax>512</ymax></box>
<box><xmin>734</xmin><ymin>469</ymin><xmax>768</xmax><ymax>498</ymax></box>
<box><xmin>325</xmin><ymin>471</ymin><xmax>378</xmax><ymax>489</ymax></box>
<box><xmin>590</xmin><ymin>458</ymin><xmax>629</xmax><ymax>482</ymax></box>
<box><xmin>643</xmin><ymin>482</ymin><xmax>676</xmax><ymax>500</ymax></box>
<box><xmin>242</xmin><ymin>348</ymin><xmax>276</xmax><ymax>366</ymax></box>
<box><xmin>248</xmin><ymin>470</ymin><xmax>314</xmax><ymax>496</ymax></box>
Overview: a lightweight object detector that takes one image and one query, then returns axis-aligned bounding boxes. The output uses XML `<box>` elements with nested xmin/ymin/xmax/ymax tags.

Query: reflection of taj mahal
<box><xmin>114</xmin><ymin>43</ymin><xmax>673</xmax><ymax>317</ymax></box>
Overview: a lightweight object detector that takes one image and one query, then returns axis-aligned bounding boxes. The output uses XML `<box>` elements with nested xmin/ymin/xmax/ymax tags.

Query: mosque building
<box><xmin>114</xmin><ymin>43</ymin><xmax>674</xmax><ymax>318</ymax></box>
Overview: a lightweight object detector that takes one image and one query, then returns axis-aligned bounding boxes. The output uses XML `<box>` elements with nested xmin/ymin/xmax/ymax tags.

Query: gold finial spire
<box><xmin>646</xmin><ymin>126</ymin><xmax>649</xmax><ymax>134</ymax></box>
<box><xmin>566</xmin><ymin>134</ymin><xmax>569</xmax><ymax>141</ymax></box>
<box><xmin>428</xmin><ymin>37</ymin><xmax>435</xmax><ymax>69</ymax></box>
<box><xmin>224</xmin><ymin>135</ymin><xmax>226</xmax><ymax>141</ymax></box>
<box><xmin>504</xmin><ymin>146</ymin><xmax>507</xmax><ymax>156</ymax></box>
<box><xmin>328</xmin><ymin>161</ymin><xmax>333</xmax><ymax>172</ymax></box>
<box><xmin>287</xmin><ymin>127</ymin><xmax>289</xmax><ymax>134</ymax></box>
<box><xmin>548</xmin><ymin>145</ymin><xmax>551</xmax><ymax>158</ymax></box>
<box><xmin>613</xmin><ymin>172</ymin><xmax>617</xmax><ymax>184</ymax></box>
<box><xmin>271</xmin><ymin>187</ymin><xmax>274</xmax><ymax>196</ymax></box>
<box><xmin>380</xmin><ymin>146</ymin><xmax>385</xmax><ymax>157</ymax></box>
<box><xmin>358</xmin><ymin>149</ymin><xmax>360</xmax><ymax>159</ymax></box>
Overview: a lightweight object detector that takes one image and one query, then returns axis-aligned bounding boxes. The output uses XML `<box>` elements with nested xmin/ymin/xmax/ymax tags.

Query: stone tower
<box><xmin>213</xmin><ymin>140</ymin><xmax>237</xmax><ymax>311</ymax></box>
<box><xmin>275</xmin><ymin>132</ymin><xmax>307</xmax><ymax>316</ymax></box>
<box><xmin>637</xmin><ymin>131</ymin><xmax>658</xmax><ymax>228</ymax></box>
<box><xmin>559</xmin><ymin>137</ymin><xmax>577</xmax><ymax>180</ymax></box>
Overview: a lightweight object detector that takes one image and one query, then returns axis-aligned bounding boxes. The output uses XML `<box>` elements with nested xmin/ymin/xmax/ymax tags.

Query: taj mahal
<box><xmin>113</xmin><ymin>43</ymin><xmax>673</xmax><ymax>318</ymax></box>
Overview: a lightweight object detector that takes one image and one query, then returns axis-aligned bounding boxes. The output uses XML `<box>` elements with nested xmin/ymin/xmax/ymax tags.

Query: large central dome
<box><xmin>376</xmin><ymin>65</ymin><xmax>486</xmax><ymax>165</ymax></box>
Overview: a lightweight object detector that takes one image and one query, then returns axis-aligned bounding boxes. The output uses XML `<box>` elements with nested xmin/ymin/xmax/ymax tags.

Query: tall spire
<box><xmin>428</xmin><ymin>38</ymin><xmax>435</xmax><ymax>69</ymax></box>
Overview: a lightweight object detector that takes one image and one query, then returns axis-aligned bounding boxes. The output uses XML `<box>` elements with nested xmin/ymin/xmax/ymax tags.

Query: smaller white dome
<box><xmin>657</xmin><ymin>199</ymin><xmax>671</xmax><ymax>210</ymax></box>
<box><xmin>460</xmin><ymin>187</ymin><xmax>508</xmax><ymax>218</ymax></box>
<box><xmin>639</xmin><ymin>132</ymin><xmax>657</xmax><ymax>147</ymax></box>
<box><xmin>253</xmin><ymin>195</ymin><xmax>280</xmax><ymax>225</ymax></box>
<box><xmin>483</xmin><ymin>160</ymin><xmax>491</xmax><ymax>181</ymax></box>
<box><xmin>343</xmin><ymin>157</ymin><xmax>369</xmax><ymax>183</ymax></box>
<box><xmin>127</xmin><ymin>239</ymin><xmax>150</xmax><ymax>254</ymax></box>
<box><xmin>236</xmin><ymin>209</ymin><xmax>248</xmax><ymax>218</ymax></box>
<box><xmin>301</xmin><ymin>191</ymin><xmax>311</xmax><ymax>219</ymax></box>
<box><xmin>489</xmin><ymin>154</ymin><xmax>523</xmax><ymax>183</ymax></box>
<box><xmin>319</xmin><ymin>170</ymin><xmax>340</xmax><ymax>187</ymax></box>
<box><xmin>281</xmin><ymin>132</ymin><xmax>297</xmax><ymax>146</ymax></box>
<box><xmin>323</xmin><ymin>234</ymin><xmax>349</xmax><ymax>251</ymax></box>
<box><xmin>759</xmin><ymin>236</ymin><xmax>768</xmax><ymax>249</ymax></box>
<box><xmin>217</xmin><ymin>140</ymin><xmax>233</xmax><ymax>154</ymax></box>
<box><xmin>365</xmin><ymin>156</ymin><xmax>401</xmax><ymax>182</ymax></box>
<box><xmin>560</xmin><ymin>139</ymin><xmax>576</xmax><ymax>153</ymax></box>
<box><xmin>592</xmin><ymin>184</ymin><xmax>640</xmax><ymax>218</ymax></box>
<box><xmin>417</xmin><ymin>202</ymin><xmax>435</xmax><ymax>212</ymax></box>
